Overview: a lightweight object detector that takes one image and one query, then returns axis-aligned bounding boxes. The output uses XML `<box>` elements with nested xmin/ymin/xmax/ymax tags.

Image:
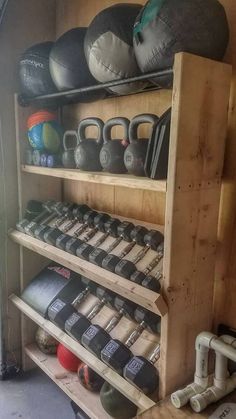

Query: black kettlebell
<box><xmin>62</xmin><ymin>130</ymin><xmax>78</xmax><ymax>169</ymax></box>
<box><xmin>75</xmin><ymin>118</ymin><xmax>104</xmax><ymax>171</ymax></box>
<box><xmin>100</xmin><ymin>382</ymin><xmax>137</xmax><ymax>419</ymax></box>
<box><xmin>124</xmin><ymin>114</ymin><xmax>159</xmax><ymax>176</ymax></box>
<box><xmin>100</xmin><ymin>117</ymin><xmax>130</xmax><ymax>174</ymax></box>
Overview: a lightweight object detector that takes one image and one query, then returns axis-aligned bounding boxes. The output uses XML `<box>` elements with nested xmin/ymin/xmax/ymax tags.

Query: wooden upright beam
<box><xmin>160</xmin><ymin>52</ymin><xmax>231</xmax><ymax>398</ymax></box>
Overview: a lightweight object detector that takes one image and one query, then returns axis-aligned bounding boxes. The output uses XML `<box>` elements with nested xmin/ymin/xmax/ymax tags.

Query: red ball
<box><xmin>78</xmin><ymin>363</ymin><xmax>104</xmax><ymax>392</ymax></box>
<box><xmin>57</xmin><ymin>344</ymin><xmax>82</xmax><ymax>372</ymax></box>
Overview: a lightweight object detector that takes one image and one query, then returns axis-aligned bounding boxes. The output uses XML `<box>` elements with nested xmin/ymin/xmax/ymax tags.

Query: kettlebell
<box><xmin>62</xmin><ymin>130</ymin><xmax>78</xmax><ymax>169</ymax></box>
<box><xmin>124</xmin><ymin>114</ymin><xmax>159</xmax><ymax>176</ymax></box>
<box><xmin>75</xmin><ymin>118</ymin><xmax>104</xmax><ymax>171</ymax></box>
<box><xmin>100</xmin><ymin>117</ymin><xmax>130</xmax><ymax>174</ymax></box>
<box><xmin>100</xmin><ymin>382</ymin><xmax>137</xmax><ymax>418</ymax></box>
<box><xmin>25</xmin><ymin>148</ymin><xmax>33</xmax><ymax>165</ymax></box>
<box><xmin>32</xmin><ymin>150</ymin><xmax>42</xmax><ymax>166</ymax></box>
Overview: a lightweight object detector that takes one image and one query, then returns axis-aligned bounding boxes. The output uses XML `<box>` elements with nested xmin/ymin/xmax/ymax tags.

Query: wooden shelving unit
<box><xmin>21</xmin><ymin>165</ymin><xmax>167</xmax><ymax>193</ymax></box>
<box><xmin>25</xmin><ymin>343</ymin><xmax>112</xmax><ymax>419</ymax></box>
<box><xmin>10</xmin><ymin>51</ymin><xmax>231</xmax><ymax>417</ymax></box>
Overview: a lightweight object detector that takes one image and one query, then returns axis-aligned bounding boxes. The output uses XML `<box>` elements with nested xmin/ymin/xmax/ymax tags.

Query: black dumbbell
<box><xmin>101</xmin><ymin>224</ymin><xmax>147</xmax><ymax>273</ymax></box>
<box><xmin>44</xmin><ymin>204</ymin><xmax>91</xmax><ymax>247</ymax></box>
<box><xmin>123</xmin><ymin>344</ymin><xmax>160</xmax><ymax>394</ymax></box>
<box><xmin>16</xmin><ymin>200</ymin><xmax>53</xmax><ymax>233</ymax></box>
<box><xmin>33</xmin><ymin>202</ymin><xmax>68</xmax><ymax>241</ymax></box>
<box><xmin>55</xmin><ymin>205</ymin><xmax>91</xmax><ymax>252</ymax></box>
<box><xmin>88</xmin><ymin>218</ymin><xmax>122</xmax><ymax>266</ymax></box>
<box><xmin>75</xmin><ymin>213</ymin><xmax>112</xmax><ymax>261</ymax></box>
<box><xmin>115</xmin><ymin>230</ymin><xmax>164</xmax><ymax>279</ymax></box>
<box><xmin>80</xmin><ymin>296</ymin><xmax>136</xmax><ymax>358</ymax></box>
<box><xmin>65</xmin><ymin>286</ymin><xmax>115</xmax><ymax>344</ymax></box>
<box><xmin>48</xmin><ymin>277</ymin><xmax>97</xmax><ymax>330</ymax></box>
<box><xmin>130</xmin><ymin>243</ymin><xmax>164</xmax><ymax>291</ymax></box>
<box><xmin>23</xmin><ymin>201</ymin><xmax>63</xmax><ymax>237</ymax></box>
<box><xmin>101</xmin><ymin>307</ymin><xmax>161</xmax><ymax>375</ymax></box>
<box><xmin>77</xmin><ymin>221</ymin><xmax>145</xmax><ymax>267</ymax></box>
<box><xmin>82</xmin><ymin>213</ymin><xmax>111</xmax><ymax>242</ymax></box>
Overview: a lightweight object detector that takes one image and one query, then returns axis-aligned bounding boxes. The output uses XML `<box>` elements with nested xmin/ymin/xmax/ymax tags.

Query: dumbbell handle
<box><xmin>149</xmin><ymin>344</ymin><xmax>160</xmax><ymax>364</ymax></box>
<box><xmin>87</xmin><ymin>297</ymin><xmax>107</xmax><ymax>321</ymax></box>
<box><xmin>143</xmin><ymin>249</ymin><xmax>164</xmax><ymax>275</ymax></box>
<box><xmin>72</xmin><ymin>287</ymin><xmax>90</xmax><ymax>309</ymax></box>
<box><xmin>104</xmin><ymin>308</ymin><xmax>126</xmax><ymax>333</ymax></box>
<box><xmin>125</xmin><ymin>321</ymin><xmax>146</xmax><ymax>348</ymax></box>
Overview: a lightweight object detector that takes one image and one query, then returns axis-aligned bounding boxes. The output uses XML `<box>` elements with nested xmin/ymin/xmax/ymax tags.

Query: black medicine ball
<box><xmin>19</xmin><ymin>42</ymin><xmax>57</xmax><ymax>97</ymax></box>
<box><xmin>49</xmin><ymin>27</ymin><xmax>106</xmax><ymax>102</ymax></box>
<box><xmin>84</xmin><ymin>3</ymin><xmax>146</xmax><ymax>95</ymax></box>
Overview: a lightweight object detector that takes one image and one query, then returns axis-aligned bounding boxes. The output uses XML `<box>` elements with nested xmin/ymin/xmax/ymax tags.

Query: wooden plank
<box><xmin>10</xmin><ymin>294</ymin><xmax>155</xmax><ymax>412</ymax></box>
<box><xmin>21</xmin><ymin>165</ymin><xmax>167</xmax><ymax>193</ymax></box>
<box><xmin>25</xmin><ymin>344</ymin><xmax>111</xmax><ymax>419</ymax></box>
<box><xmin>160</xmin><ymin>53</ymin><xmax>231</xmax><ymax>398</ymax></box>
<box><xmin>9</xmin><ymin>230</ymin><xmax>167</xmax><ymax>317</ymax></box>
<box><xmin>140</xmin><ymin>393</ymin><xmax>236</xmax><ymax>419</ymax></box>
<box><xmin>213</xmin><ymin>0</ymin><xmax>236</xmax><ymax>331</ymax></box>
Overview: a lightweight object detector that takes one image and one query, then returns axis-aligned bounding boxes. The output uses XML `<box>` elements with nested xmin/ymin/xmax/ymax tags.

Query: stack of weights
<box><xmin>26</xmin><ymin>110</ymin><xmax>62</xmax><ymax>167</ymax></box>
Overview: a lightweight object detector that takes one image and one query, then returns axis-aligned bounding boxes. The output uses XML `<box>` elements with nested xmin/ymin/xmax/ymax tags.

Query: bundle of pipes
<box><xmin>171</xmin><ymin>332</ymin><xmax>236</xmax><ymax>413</ymax></box>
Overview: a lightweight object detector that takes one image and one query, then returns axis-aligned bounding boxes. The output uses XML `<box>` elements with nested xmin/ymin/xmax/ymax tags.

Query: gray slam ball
<box><xmin>84</xmin><ymin>3</ymin><xmax>147</xmax><ymax>95</ymax></box>
<box><xmin>133</xmin><ymin>0</ymin><xmax>229</xmax><ymax>87</ymax></box>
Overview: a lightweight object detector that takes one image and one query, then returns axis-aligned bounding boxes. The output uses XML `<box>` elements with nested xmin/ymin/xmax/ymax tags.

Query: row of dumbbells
<box><xmin>17</xmin><ymin>200</ymin><xmax>164</xmax><ymax>292</ymax></box>
<box><xmin>48</xmin><ymin>276</ymin><xmax>161</xmax><ymax>395</ymax></box>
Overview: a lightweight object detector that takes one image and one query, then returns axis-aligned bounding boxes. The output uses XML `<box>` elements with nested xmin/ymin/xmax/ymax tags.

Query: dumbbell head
<box><xmin>76</xmin><ymin>243</ymin><xmax>95</xmax><ymax>260</ymax></box>
<box><xmin>83</xmin><ymin>210</ymin><xmax>98</xmax><ymax>227</ymax></box>
<box><xmin>144</xmin><ymin>230</ymin><xmax>164</xmax><ymax>250</ymax></box>
<box><xmin>130</xmin><ymin>271</ymin><xmax>161</xmax><ymax>292</ymax></box>
<box><xmin>130</xmin><ymin>270</ymin><xmax>145</xmax><ymax>285</ymax></box>
<box><xmin>101</xmin><ymin>339</ymin><xmax>132</xmax><ymax>374</ymax></box>
<box><xmin>56</xmin><ymin>233</ymin><xmax>72</xmax><ymax>251</ymax></box>
<box><xmin>72</xmin><ymin>204</ymin><xmax>90</xmax><ymax>222</ymax></box>
<box><xmin>114</xmin><ymin>296</ymin><xmax>136</xmax><ymax>319</ymax></box>
<box><xmin>142</xmin><ymin>275</ymin><xmax>161</xmax><ymax>292</ymax></box>
<box><xmin>34</xmin><ymin>224</ymin><xmax>52</xmax><ymax>240</ymax></box>
<box><xmin>89</xmin><ymin>248</ymin><xmax>108</xmax><ymax>267</ymax></box>
<box><xmin>96</xmin><ymin>287</ymin><xmax>114</xmax><ymax>306</ymax></box>
<box><xmin>102</xmin><ymin>254</ymin><xmax>121</xmax><ymax>273</ymax></box>
<box><xmin>130</xmin><ymin>226</ymin><xmax>148</xmax><ymax>246</ymax></box>
<box><xmin>117</xmin><ymin>222</ymin><xmax>135</xmax><ymax>242</ymax></box>
<box><xmin>104</xmin><ymin>218</ymin><xmax>121</xmax><ymax>237</ymax></box>
<box><xmin>48</xmin><ymin>298</ymin><xmax>77</xmax><ymax>330</ymax></box>
<box><xmin>65</xmin><ymin>312</ymin><xmax>91</xmax><ymax>342</ymax></box>
<box><xmin>123</xmin><ymin>356</ymin><xmax>159</xmax><ymax>395</ymax></box>
<box><xmin>115</xmin><ymin>259</ymin><xmax>136</xmax><ymax>279</ymax></box>
<box><xmin>81</xmin><ymin>325</ymin><xmax>111</xmax><ymax>357</ymax></box>
<box><xmin>44</xmin><ymin>227</ymin><xmax>63</xmax><ymax>245</ymax></box>
<box><xmin>94</xmin><ymin>213</ymin><xmax>110</xmax><ymax>232</ymax></box>
<box><xmin>134</xmin><ymin>307</ymin><xmax>161</xmax><ymax>334</ymax></box>
<box><xmin>81</xmin><ymin>277</ymin><xmax>97</xmax><ymax>294</ymax></box>
<box><xmin>65</xmin><ymin>237</ymin><xmax>83</xmax><ymax>255</ymax></box>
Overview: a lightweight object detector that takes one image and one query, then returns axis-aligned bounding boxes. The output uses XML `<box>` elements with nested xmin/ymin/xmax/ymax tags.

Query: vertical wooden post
<box><xmin>160</xmin><ymin>53</ymin><xmax>231</xmax><ymax>397</ymax></box>
<box><xmin>15</xmin><ymin>97</ymin><xmax>62</xmax><ymax>369</ymax></box>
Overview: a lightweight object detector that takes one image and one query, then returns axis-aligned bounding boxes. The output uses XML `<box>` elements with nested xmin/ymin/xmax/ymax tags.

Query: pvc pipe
<box><xmin>171</xmin><ymin>383</ymin><xmax>206</xmax><ymax>409</ymax></box>
<box><xmin>214</xmin><ymin>351</ymin><xmax>228</xmax><ymax>390</ymax></box>
<box><xmin>190</xmin><ymin>374</ymin><xmax>236</xmax><ymax>413</ymax></box>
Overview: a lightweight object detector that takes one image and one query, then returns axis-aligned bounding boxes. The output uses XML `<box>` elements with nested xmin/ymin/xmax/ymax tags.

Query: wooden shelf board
<box><xmin>25</xmin><ymin>343</ymin><xmax>111</xmax><ymax>419</ymax></box>
<box><xmin>9</xmin><ymin>230</ymin><xmax>168</xmax><ymax>317</ymax></box>
<box><xmin>21</xmin><ymin>165</ymin><xmax>167</xmax><ymax>193</ymax></box>
<box><xmin>10</xmin><ymin>294</ymin><xmax>155</xmax><ymax>412</ymax></box>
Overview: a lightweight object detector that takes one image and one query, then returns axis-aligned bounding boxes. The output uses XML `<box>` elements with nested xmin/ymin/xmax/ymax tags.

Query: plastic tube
<box><xmin>190</xmin><ymin>374</ymin><xmax>236</xmax><ymax>413</ymax></box>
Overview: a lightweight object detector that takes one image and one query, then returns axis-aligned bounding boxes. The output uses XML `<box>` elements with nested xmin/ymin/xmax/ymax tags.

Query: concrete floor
<box><xmin>0</xmin><ymin>368</ymin><xmax>75</xmax><ymax>419</ymax></box>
